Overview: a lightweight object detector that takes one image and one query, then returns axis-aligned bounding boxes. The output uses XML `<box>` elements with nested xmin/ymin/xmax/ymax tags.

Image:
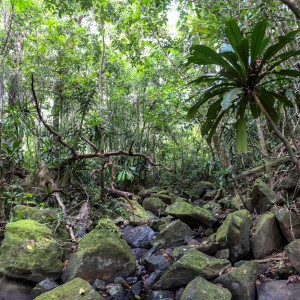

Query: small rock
<box><xmin>122</xmin><ymin>225</ymin><xmax>156</xmax><ymax>249</ymax></box>
<box><xmin>93</xmin><ymin>279</ymin><xmax>106</xmax><ymax>291</ymax></box>
<box><xmin>0</xmin><ymin>277</ymin><xmax>34</xmax><ymax>300</ymax></box>
<box><xmin>31</xmin><ymin>279</ymin><xmax>59</xmax><ymax>298</ymax></box>
<box><xmin>180</xmin><ymin>276</ymin><xmax>232</xmax><ymax>300</ymax></box>
<box><xmin>144</xmin><ymin>255</ymin><xmax>172</xmax><ymax>272</ymax></box>
<box><xmin>250</xmin><ymin>179</ymin><xmax>281</xmax><ymax>213</ymax></box>
<box><xmin>144</xmin><ymin>270</ymin><xmax>163</xmax><ymax>290</ymax></box>
<box><xmin>148</xmin><ymin>290</ymin><xmax>174</xmax><ymax>300</ymax></box>
<box><xmin>131</xmin><ymin>281</ymin><xmax>143</xmax><ymax>295</ymax></box>
<box><xmin>285</xmin><ymin>239</ymin><xmax>300</xmax><ymax>272</ymax></box>
<box><xmin>196</xmin><ymin>242</ymin><xmax>219</xmax><ymax>256</ymax></box>
<box><xmin>152</xmin><ymin>219</ymin><xmax>195</xmax><ymax>248</ymax></box>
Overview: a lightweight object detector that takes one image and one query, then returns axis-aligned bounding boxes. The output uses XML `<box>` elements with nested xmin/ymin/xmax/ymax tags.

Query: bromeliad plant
<box><xmin>187</xmin><ymin>19</ymin><xmax>300</xmax><ymax>170</ymax></box>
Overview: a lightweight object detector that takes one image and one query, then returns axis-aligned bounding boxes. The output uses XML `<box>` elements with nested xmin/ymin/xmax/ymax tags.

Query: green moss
<box><xmin>34</xmin><ymin>278</ymin><xmax>103</xmax><ymax>300</ymax></box>
<box><xmin>96</xmin><ymin>218</ymin><xmax>121</xmax><ymax>237</ymax></box>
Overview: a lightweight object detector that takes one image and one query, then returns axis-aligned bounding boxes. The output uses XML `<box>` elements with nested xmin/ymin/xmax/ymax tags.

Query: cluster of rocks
<box><xmin>0</xmin><ymin>179</ymin><xmax>299</xmax><ymax>299</ymax></box>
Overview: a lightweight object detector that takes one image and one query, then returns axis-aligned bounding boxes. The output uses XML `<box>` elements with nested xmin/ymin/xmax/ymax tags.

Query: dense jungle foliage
<box><xmin>0</xmin><ymin>0</ymin><xmax>299</xmax><ymax>218</ymax></box>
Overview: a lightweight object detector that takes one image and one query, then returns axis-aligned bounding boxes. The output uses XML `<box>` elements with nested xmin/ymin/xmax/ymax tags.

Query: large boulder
<box><xmin>61</xmin><ymin>229</ymin><xmax>135</xmax><ymax>283</ymax></box>
<box><xmin>152</xmin><ymin>219</ymin><xmax>195</xmax><ymax>248</ymax></box>
<box><xmin>122</xmin><ymin>224</ymin><xmax>156</xmax><ymax>249</ymax></box>
<box><xmin>271</xmin><ymin>207</ymin><xmax>300</xmax><ymax>242</ymax></box>
<box><xmin>277</xmin><ymin>170</ymin><xmax>300</xmax><ymax>190</ymax></box>
<box><xmin>12</xmin><ymin>205</ymin><xmax>69</xmax><ymax>241</ymax></box>
<box><xmin>214</xmin><ymin>260</ymin><xmax>260</xmax><ymax>300</ymax></box>
<box><xmin>180</xmin><ymin>276</ymin><xmax>231</xmax><ymax>300</ymax></box>
<box><xmin>216</xmin><ymin>209</ymin><xmax>252</xmax><ymax>263</ymax></box>
<box><xmin>285</xmin><ymin>239</ymin><xmax>300</xmax><ymax>272</ymax></box>
<box><xmin>250</xmin><ymin>179</ymin><xmax>281</xmax><ymax>213</ymax></box>
<box><xmin>34</xmin><ymin>278</ymin><xmax>104</xmax><ymax>300</ymax></box>
<box><xmin>0</xmin><ymin>220</ymin><xmax>63</xmax><ymax>282</ymax></box>
<box><xmin>165</xmin><ymin>199</ymin><xmax>216</xmax><ymax>227</ymax></box>
<box><xmin>143</xmin><ymin>197</ymin><xmax>167</xmax><ymax>216</ymax></box>
<box><xmin>251</xmin><ymin>212</ymin><xmax>284</xmax><ymax>259</ymax></box>
<box><xmin>257</xmin><ymin>280</ymin><xmax>300</xmax><ymax>300</ymax></box>
<box><xmin>153</xmin><ymin>250</ymin><xmax>231</xmax><ymax>289</ymax></box>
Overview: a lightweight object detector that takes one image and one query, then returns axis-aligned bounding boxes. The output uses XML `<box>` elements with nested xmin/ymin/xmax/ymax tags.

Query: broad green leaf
<box><xmin>206</xmin><ymin>111</ymin><xmax>226</xmax><ymax>142</ymax></box>
<box><xmin>250</xmin><ymin>102</ymin><xmax>261</xmax><ymax>118</ymax></box>
<box><xmin>251</xmin><ymin>19</ymin><xmax>267</xmax><ymax>64</ymax></box>
<box><xmin>188</xmin><ymin>45</ymin><xmax>231</xmax><ymax>68</ymax></box>
<box><xmin>221</xmin><ymin>88</ymin><xmax>243</xmax><ymax>109</ymax></box>
<box><xmin>273</xmin><ymin>69</ymin><xmax>300</xmax><ymax>77</ymax></box>
<box><xmin>261</xmin><ymin>30</ymin><xmax>300</xmax><ymax>67</ymax></box>
<box><xmin>257</xmin><ymin>91</ymin><xmax>279</xmax><ymax>123</ymax></box>
<box><xmin>261</xmin><ymin>90</ymin><xmax>293</xmax><ymax>107</ymax></box>
<box><xmin>236</xmin><ymin>38</ymin><xmax>250</xmax><ymax>71</ymax></box>
<box><xmin>236</xmin><ymin>116</ymin><xmax>247</xmax><ymax>153</ymax></box>
<box><xmin>225</xmin><ymin>19</ymin><xmax>242</xmax><ymax>50</ymax></box>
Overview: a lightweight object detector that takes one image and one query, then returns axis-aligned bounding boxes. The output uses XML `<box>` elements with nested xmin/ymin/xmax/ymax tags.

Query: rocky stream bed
<box><xmin>0</xmin><ymin>178</ymin><xmax>300</xmax><ymax>300</ymax></box>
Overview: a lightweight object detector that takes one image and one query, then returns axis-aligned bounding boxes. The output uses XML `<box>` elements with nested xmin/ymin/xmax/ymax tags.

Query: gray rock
<box><xmin>93</xmin><ymin>279</ymin><xmax>106</xmax><ymax>291</ymax></box>
<box><xmin>106</xmin><ymin>283</ymin><xmax>134</xmax><ymax>300</ymax></box>
<box><xmin>214</xmin><ymin>260</ymin><xmax>260</xmax><ymax>300</ymax></box>
<box><xmin>153</xmin><ymin>250</ymin><xmax>231</xmax><ymax>289</ymax></box>
<box><xmin>285</xmin><ymin>239</ymin><xmax>300</xmax><ymax>272</ymax></box>
<box><xmin>145</xmin><ymin>255</ymin><xmax>172</xmax><ymax>272</ymax></box>
<box><xmin>131</xmin><ymin>281</ymin><xmax>143</xmax><ymax>296</ymax></box>
<box><xmin>0</xmin><ymin>277</ymin><xmax>34</xmax><ymax>300</ymax></box>
<box><xmin>251</xmin><ymin>212</ymin><xmax>284</xmax><ymax>259</ymax></box>
<box><xmin>61</xmin><ymin>229</ymin><xmax>135</xmax><ymax>283</ymax></box>
<box><xmin>180</xmin><ymin>276</ymin><xmax>231</xmax><ymax>300</ymax></box>
<box><xmin>216</xmin><ymin>209</ymin><xmax>252</xmax><ymax>263</ymax></box>
<box><xmin>31</xmin><ymin>279</ymin><xmax>59</xmax><ymax>298</ymax></box>
<box><xmin>165</xmin><ymin>199</ymin><xmax>216</xmax><ymax>227</ymax></box>
<box><xmin>277</xmin><ymin>170</ymin><xmax>300</xmax><ymax>190</ymax></box>
<box><xmin>143</xmin><ymin>197</ymin><xmax>167</xmax><ymax>216</ymax></box>
<box><xmin>250</xmin><ymin>179</ymin><xmax>281</xmax><ymax>213</ymax></box>
<box><xmin>122</xmin><ymin>224</ymin><xmax>156</xmax><ymax>249</ymax></box>
<box><xmin>257</xmin><ymin>280</ymin><xmax>300</xmax><ymax>300</ymax></box>
<box><xmin>144</xmin><ymin>270</ymin><xmax>163</xmax><ymax>290</ymax></box>
<box><xmin>152</xmin><ymin>219</ymin><xmax>195</xmax><ymax>248</ymax></box>
<box><xmin>271</xmin><ymin>207</ymin><xmax>300</xmax><ymax>242</ymax></box>
<box><xmin>138</xmin><ymin>189</ymin><xmax>153</xmax><ymax>199</ymax></box>
<box><xmin>33</xmin><ymin>278</ymin><xmax>104</xmax><ymax>300</ymax></box>
<box><xmin>148</xmin><ymin>290</ymin><xmax>174</xmax><ymax>300</ymax></box>
<box><xmin>196</xmin><ymin>242</ymin><xmax>219</xmax><ymax>256</ymax></box>
<box><xmin>131</xmin><ymin>248</ymin><xmax>148</xmax><ymax>261</ymax></box>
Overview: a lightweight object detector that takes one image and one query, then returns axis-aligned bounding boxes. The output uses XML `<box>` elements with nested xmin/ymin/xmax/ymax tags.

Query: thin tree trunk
<box><xmin>253</xmin><ymin>92</ymin><xmax>299</xmax><ymax>172</ymax></box>
<box><xmin>256</xmin><ymin>116</ymin><xmax>274</xmax><ymax>187</ymax></box>
<box><xmin>213</xmin><ymin>135</ymin><xmax>230</xmax><ymax>169</ymax></box>
<box><xmin>99</xmin><ymin>22</ymin><xmax>106</xmax><ymax>200</ymax></box>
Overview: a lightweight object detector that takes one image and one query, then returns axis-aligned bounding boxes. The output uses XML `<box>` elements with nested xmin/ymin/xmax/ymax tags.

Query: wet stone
<box><xmin>122</xmin><ymin>225</ymin><xmax>156</xmax><ymax>249</ymax></box>
<box><xmin>144</xmin><ymin>255</ymin><xmax>172</xmax><ymax>272</ymax></box>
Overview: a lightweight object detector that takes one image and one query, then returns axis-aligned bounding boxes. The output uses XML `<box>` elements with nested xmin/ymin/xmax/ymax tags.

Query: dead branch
<box><xmin>41</xmin><ymin>187</ymin><xmax>84</xmax><ymax>202</ymax></box>
<box><xmin>1</xmin><ymin>170</ymin><xmax>26</xmax><ymax>185</ymax></box>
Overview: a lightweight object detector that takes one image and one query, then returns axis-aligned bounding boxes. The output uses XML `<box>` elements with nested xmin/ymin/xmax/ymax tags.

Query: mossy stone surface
<box><xmin>34</xmin><ymin>277</ymin><xmax>104</xmax><ymax>300</ymax></box>
<box><xmin>165</xmin><ymin>199</ymin><xmax>216</xmax><ymax>227</ymax></box>
<box><xmin>96</xmin><ymin>218</ymin><xmax>121</xmax><ymax>237</ymax></box>
<box><xmin>180</xmin><ymin>276</ymin><xmax>231</xmax><ymax>300</ymax></box>
<box><xmin>216</xmin><ymin>209</ymin><xmax>252</xmax><ymax>263</ymax></box>
<box><xmin>0</xmin><ymin>220</ymin><xmax>63</xmax><ymax>282</ymax></box>
<box><xmin>152</xmin><ymin>219</ymin><xmax>195</xmax><ymax>248</ymax></box>
<box><xmin>123</xmin><ymin>200</ymin><xmax>154</xmax><ymax>225</ymax></box>
<box><xmin>251</xmin><ymin>212</ymin><xmax>284</xmax><ymax>259</ymax></box>
<box><xmin>142</xmin><ymin>197</ymin><xmax>167</xmax><ymax>216</ymax></box>
<box><xmin>214</xmin><ymin>260</ymin><xmax>260</xmax><ymax>300</ymax></box>
<box><xmin>153</xmin><ymin>250</ymin><xmax>231</xmax><ymax>289</ymax></box>
<box><xmin>61</xmin><ymin>229</ymin><xmax>135</xmax><ymax>283</ymax></box>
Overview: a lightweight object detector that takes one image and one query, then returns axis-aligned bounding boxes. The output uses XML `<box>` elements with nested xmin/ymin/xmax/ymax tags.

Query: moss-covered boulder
<box><xmin>61</xmin><ymin>229</ymin><xmax>135</xmax><ymax>283</ymax></box>
<box><xmin>122</xmin><ymin>200</ymin><xmax>155</xmax><ymax>225</ymax></box>
<box><xmin>153</xmin><ymin>193</ymin><xmax>174</xmax><ymax>205</ymax></box>
<box><xmin>34</xmin><ymin>278</ymin><xmax>104</xmax><ymax>300</ymax></box>
<box><xmin>138</xmin><ymin>189</ymin><xmax>153</xmax><ymax>199</ymax></box>
<box><xmin>180</xmin><ymin>276</ymin><xmax>232</xmax><ymax>300</ymax></box>
<box><xmin>285</xmin><ymin>239</ymin><xmax>300</xmax><ymax>272</ymax></box>
<box><xmin>152</xmin><ymin>219</ymin><xmax>195</xmax><ymax>248</ymax></box>
<box><xmin>250</xmin><ymin>179</ymin><xmax>281</xmax><ymax>213</ymax></box>
<box><xmin>214</xmin><ymin>260</ymin><xmax>260</xmax><ymax>300</ymax></box>
<box><xmin>12</xmin><ymin>205</ymin><xmax>69</xmax><ymax>242</ymax></box>
<box><xmin>150</xmin><ymin>216</ymin><xmax>173</xmax><ymax>232</ymax></box>
<box><xmin>165</xmin><ymin>199</ymin><xmax>216</xmax><ymax>227</ymax></box>
<box><xmin>251</xmin><ymin>213</ymin><xmax>284</xmax><ymax>259</ymax></box>
<box><xmin>153</xmin><ymin>250</ymin><xmax>231</xmax><ymax>289</ymax></box>
<box><xmin>0</xmin><ymin>220</ymin><xmax>63</xmax><ymax>282</ymax></box>
<box><xmin>96</xmin><ymin>218</ymin><xmax>121</xmax><ymax>237</ymax></box>
<box><xmin>271</xmin><ymin>207</ymin><xmax>300</xmax><ymax>242</ymax></box>
<box><xmin>142</xmin><ymin>197</ymin><xmax>167</xmax><ymax>216</ymax></box>
<box><xmin>216</xmin><ymin>210</ymin><xmax>252</xmax><ymax>263</ymax></box>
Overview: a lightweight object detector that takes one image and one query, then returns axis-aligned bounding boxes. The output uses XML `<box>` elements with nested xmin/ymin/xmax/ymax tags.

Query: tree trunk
<box><xmin>256</xmin><ymin>116</ymin><xmax>274</xmax><ymax>187</ymax></box>
<box><xmin>279</xmin><ymin>0</ymin><xmax>300</xmax><ymax>19</ymax></box>
<box><xmin>253</xmin><ymin>92</ymin><xmax>299</xmax><ymax>173</ymax></box>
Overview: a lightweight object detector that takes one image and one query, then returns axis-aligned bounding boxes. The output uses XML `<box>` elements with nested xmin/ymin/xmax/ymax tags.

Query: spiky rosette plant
<box><xmin>187</xmin><ymin>19</ymin><xmax>299</xmax><ymax>169</ymax></box>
